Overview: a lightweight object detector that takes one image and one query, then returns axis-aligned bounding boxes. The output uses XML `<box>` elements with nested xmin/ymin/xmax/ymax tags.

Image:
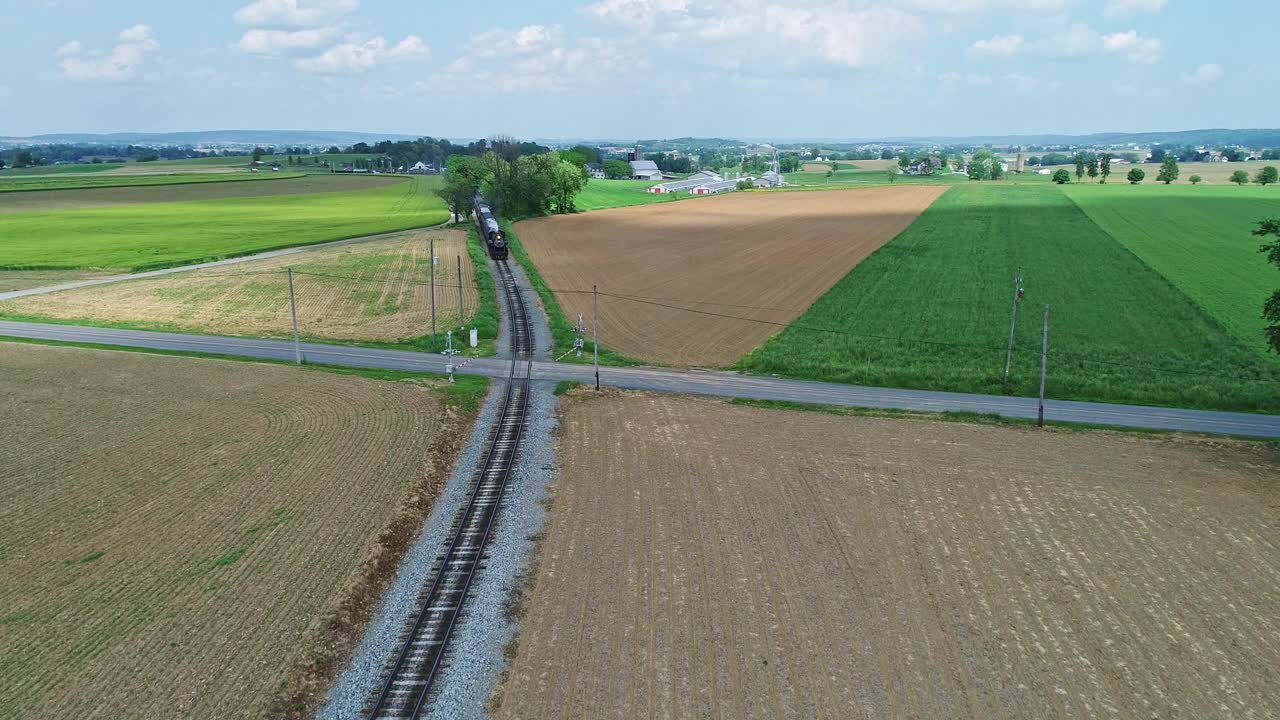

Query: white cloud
<box><xmin>1102</xmin><ymin>30</ymin><xmax>1161</xmax><ymax>64</ymax></box>
<box><xmin>58</xmin><ymin>24</ymin><xmax>158</xmax><ymax>82</ymax></box>
<box><xmin>1180</xmin><ymin>63</ymin><xmax>1223</xmax><ymax>84</ymax></box>
<box><xmin>894</xmin><ymin>0</ymin><xmax>1072</xmax><ymax>14</ymax></box>
<box><xmin>1042</xmin><ymin>24</ymin><xmax>1161</xmax><ymax>64</ymax></box>
<box><xmin>430</xmin><ymin>24</ymin><xmax>631</xmax><ymax>94</ymax></box>
<box><xmin>1003</xmin><ymin>72</ymin><xmax>1039</xmax><ymax>93</ymax></box>
<box><xmin>233</xmin><ymin>0</ymin><xmax>359</xmax><ymax>27</ymax></box>
<box><xmin>968</xmin><ymin>33</ymin><xmax>1024</xmax><ymax>57</ymax></box>
<box><xmin>1103</xmin><ymin>0</ymin><xmax>1166</xmax><ymax>17</ymax></box>
<box><xmin>938</xmin><ymin>71</ymin><xmax>992</xmax><ymax>88</ymax></box>
<box><xmin>239</xmin><ymin>27</ymin><xmax>334</xmax><ymax>53</ymax></box>
<box><xmin>294</xmin><ymin>34</ymin><xmax>427</xmax><ymax>73</ymax></box>
<box><xmin>585</xmin><ymin>1</ymin><xmax>922</xmax><ymax>68</ymax></box>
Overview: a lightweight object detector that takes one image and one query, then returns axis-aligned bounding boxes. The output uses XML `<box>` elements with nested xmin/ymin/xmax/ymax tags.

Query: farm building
<box><xmin>691</xmin><ymin>178</ymin><xmax>744</xmax><ymax>195</ymax></box>
<box><xmin>408</xmin><ymin>161</ymin><xmax>433</xmax><ymax>174</ymax></box>
<box><xmin>753</xmin><ymin>170</ymin><xmax>785</xmax><ymax>188</ymax></box>
<box><xmin>647</xmin><ymin>171</ymin><xmax>723</xmax><ymax>194</ymax></box>
<box><xmin>586</xmin><ymin>163</ymin><xmax>606</xmax><ymax>179</ymax></box>
<box><xmin>630</xmin><ymin>160</ymin><xmax>664</xmax><ymax>181</ymax></box>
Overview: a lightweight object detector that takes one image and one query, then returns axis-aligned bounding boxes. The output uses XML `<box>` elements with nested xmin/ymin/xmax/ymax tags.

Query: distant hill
<box><xmin>0</xmin><ymin>130</ymin><xmax>422</xmax><ymax>147</ymax></box>
<box><xmin>827</xmin><ymin>128</ymin><xmax>1280</xmax><ymax>148</ymax></box>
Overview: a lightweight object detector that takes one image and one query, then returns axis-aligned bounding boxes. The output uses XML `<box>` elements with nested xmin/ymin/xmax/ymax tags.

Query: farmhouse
<box><xmin>630</xmin><ymin>160</ymin><xmax>665</xmax><ymax>181</ymax></box>
<box><xmin>647</xmin><ymin>171</ymin><xmax>723</xmax><ymax>194</ymax></box>
<box><xmin>586</xmin><ymin>163</ymin><xmax>606</xmax><ymax>179</ymax></box>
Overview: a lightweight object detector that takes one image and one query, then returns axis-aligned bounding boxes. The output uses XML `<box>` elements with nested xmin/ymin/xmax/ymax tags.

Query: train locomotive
<box><xmin>473</xmin><ymin>193</ymin><xmax>508</xmax><ymax>260</ymax></box>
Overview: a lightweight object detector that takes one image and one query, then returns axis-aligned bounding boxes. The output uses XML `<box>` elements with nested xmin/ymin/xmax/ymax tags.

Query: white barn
<box><xmin>647</xmin><ymin>171</ymin><xmax>723</xmax><ymax>193</ymax></box>
<box><xmin>630</xmin><ymin>160</ymin><xmax>664</xmax><ymax>181</ymax></box>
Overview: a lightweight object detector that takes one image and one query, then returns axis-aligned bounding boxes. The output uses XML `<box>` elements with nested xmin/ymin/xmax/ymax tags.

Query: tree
<box><xmin>1086</xmin><ymin>157</ymin><xmax>1099</xmax><ymax>181</ymax></box>
<box><xmin>990</xmin><ymin>159</ymin><xmax>1005</xmax><ymax>181</ymax></box>
<box><xmin>1157</xmin><ymin>156</ymin><xmax>1180</xmax><ymax>184</ymax></box>
<box><xmin>549</xmin><ymin>159</ymin><xmax>588</xmax><ymax>214</ymax></box>
<box><xmin>1074</xmin><ymin>154</ymin><xmax>1086</xmax><ymax>181</ymax></box>
<box><xmin>603</xmin><ymin>159</ymin><xmax>631</xmax><ymax>179</ymax></box>
<box><xmin>1149</xmin><ymin>147</ymin><xmax>1167</xmax><ymax>164</ymax></box>
<box><xmin>557</xmin><ymin>148</ymin><xmax>589</xmax><ymax>169</ymax></box>
<box><xmin>1100</xmin><ymin>153</ymin><xmax>1112</xmax><ymax>184</ymax></box>
<box><xmin>736</xmin><ymin>179</ymin><xmax>754</xmax><ymax>190</ymax></box>
<box><xmin>1127</xmin><ymin>168</ymin><xmax>1145</xmax><ymax>184</ymax></box>
<box><xmin>1052</xmin><ymin>169</ymin><xmax>1071</xmax><ymax>184</ymax></box>
<box><xmin>1190</xmin><ymin>175</ymin><xmax>1203</xmax><ymax>185</ymax></box>
<box><xmin>1028</xmin><ymin>156</ymin><xmax>1041</xmax><ymax>166</ymax></box>
<box><xmin>880</xmin><ymin>149</ymin><xmax>895</xmax><ymax>160</ymax></box>
<box><xmin>0</xmin><ymin>157</ymin><xmax>6</xmax><ymax>169</ymax></box>
<box><xmin>16</xmin><ymin>150</ymin><xmax>35</xmax><ymax>167</ymax></box>
<box><xmin>1232</xmin><ymin>170</ymin><xmax>1250</xmax><ymax>185</ymax></box>
<box><xmin>1256</xmin><ymin>166</ymin><xmax>1279</xmax><ymax>186</ymax></box>
<box><xmin>885</xmin><ymin>168</ymin><xmax>897</xmax><ymax>183</ymax></box>
<box><xmin>436</xmin><ymin>155</ymin><xmax>487</xmax><ymax>221</ymax></box>
<box><xmin>1257</xmin><ymin>218</ymin><xmax>1280</xmax><ymax>353</ymax></box>
<box><xmin>252</xmin><ymin>147</ymin><xmax>266</xmax><ymax>162</ymax></box>
<box><xmin>326</xmin><ymin>146</ymin><xmax>341</xmax><ymax>154</ymax></box>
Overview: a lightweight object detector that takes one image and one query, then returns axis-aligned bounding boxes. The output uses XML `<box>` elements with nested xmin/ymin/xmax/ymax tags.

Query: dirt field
<box><xmin>0</xmin><ymin>227</ymin><xmax>479</xmax><ymax>344</ymax></box>
<box><xmin>515</xmin><ymin>186</ymin><xmax>945</xmax><ymax>366</ymax></box>
<box><xmin>494</xmin><ymin>392</ymin><xmax>1280</xmax><ymax>719</ymax></box>
<box><xmin>0</xmin><ymin>174</ymin><xmax>401</xmax><ymax>213</ymax></box>
<box><xmin>0</xmin><ymin>343</ymin><xmax>475</xmax><ymax>719</ymax></box>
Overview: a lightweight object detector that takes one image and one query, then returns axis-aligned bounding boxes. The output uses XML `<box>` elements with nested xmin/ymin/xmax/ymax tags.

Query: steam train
<box><xmin>473</xmin><ymin>193</ymin><xmax>508</xmax><ymax>260</ymax></box>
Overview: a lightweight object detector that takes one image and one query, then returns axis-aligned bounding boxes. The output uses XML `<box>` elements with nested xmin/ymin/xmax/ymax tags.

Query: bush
<box><xmin>1190</xmin><ymin>175</ymin><xmax>1202</xmax><ymax>185</ymax></box>
<box><xmin>1127</xmin><ymin>168</ymin><xmax>1145</xmax><ymax>184</ymax></box>
<box><xmin>1052</xmin><ymin>169</ymin><xmax>1071</xmax><ymax>184</ymax></box>
<box><xmin>1232</xmin><ymin>170</ymin><xmax>1250</xmax><ymax>185</ymax></box>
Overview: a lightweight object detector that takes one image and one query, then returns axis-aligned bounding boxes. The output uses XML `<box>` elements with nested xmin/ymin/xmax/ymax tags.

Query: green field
<box><xmin>1063</xmin><ymin>184</ymin><xmax>1280</xmax><ymax>356</ymax></box>
<box><xmin>573</xmin><ymin>179</ymin><xmax>689</xmax><ymax>211</ymax></box>
<box><xmin>739</xmin><ymin>184</ymin><xmax>1279</xmax><ymax>412</ymax></box>
<box><xmin>0</xmin><ymin>171</ymin><xmax>304</xmax><ymax>192</ymax></box>
<box><xmin>0</xmin><ymin>163</ymin><xmax>125</xmax><ymax>176</ymax></box>
<box><xmin>0</xmin><ymin>176</ymin><xmax>448</xmax><ymax>271</ymax></box>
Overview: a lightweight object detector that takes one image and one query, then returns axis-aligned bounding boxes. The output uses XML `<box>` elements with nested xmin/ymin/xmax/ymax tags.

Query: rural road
<box><xmin>0</xmin><ymin>221</ymin><xmax>452</xmax><ymax>302</ymax></box>
<box><xmin>3</xmin><ymin>320</ymin><xmax>1277</xmax><ymax>439</ymax></box>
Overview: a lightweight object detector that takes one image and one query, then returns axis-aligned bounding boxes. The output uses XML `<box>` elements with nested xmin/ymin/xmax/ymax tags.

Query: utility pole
<box><xmin>287</xmin><ymin>268</ymin><xmax>302</xmax><ymax>365</ymax></box>
<box><xmin>1002</xmin><ymin>271</ymin><xmax>1025</xmax><ymax>392</ymax></box>
<box><xmin>1038</xmin><ymin>304</ymin><xmax>1050</xmax><ymax>428</ymax></box>
<box><xmin>457</xmin><ymin>255</ymin><xmax>463</xmax><ymax>329</ymax></box>
<box><xmin>592</xmin><ymin>285</ymin><xmax>600</xmax><ymax>391</ymax></box>
<box><xmin>430</xmin><ymin>237</ymin><xmax>437</xmax><ymax>344</ymax></box>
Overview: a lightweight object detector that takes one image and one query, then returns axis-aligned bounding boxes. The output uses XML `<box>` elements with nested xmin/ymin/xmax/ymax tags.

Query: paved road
<box><xmin>3</xmin><ymin>320</ymin><xmax>1277</xmax><ymax>438</ymax></box>
<box><xmin>0</xmin><ymin>222</ymin><xmax>452</xmax><ymax>302</ymax></box>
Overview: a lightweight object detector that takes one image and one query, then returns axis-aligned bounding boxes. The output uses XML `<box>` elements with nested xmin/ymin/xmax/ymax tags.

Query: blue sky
<box><xmin>4</xmin><ymin>0</ymin><xmax>1277</xmax><ymax>140</ymax></box>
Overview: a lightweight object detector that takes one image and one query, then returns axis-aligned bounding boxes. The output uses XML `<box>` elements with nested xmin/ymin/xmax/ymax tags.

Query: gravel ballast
<box><xmin>318</xmin><ymin>252</ymin><xmax>559</xmax><ymax>719</ymax></box>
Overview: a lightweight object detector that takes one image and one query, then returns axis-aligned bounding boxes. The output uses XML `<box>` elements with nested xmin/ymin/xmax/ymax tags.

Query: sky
<box><xmin>3</xmin><ymin>0</ymin><xmax>1278</xmax><ymax>141</ymax></box>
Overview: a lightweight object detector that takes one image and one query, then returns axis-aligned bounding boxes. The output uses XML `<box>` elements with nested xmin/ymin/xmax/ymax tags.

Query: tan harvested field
<box><xmin>0</xmin><ymin>174</ymin><xmax>401</xmax><ymax>213</ymax></box>
<box><xmin>0</xmin><ymin>343</ymin><xmax>475</xmax><ymax>719</ymax></box>
<box><xmin>0</xmin><ymin>269</ymin><xmax>111</xmax><ymax>292</ymax></box>
<box><xmin>515</xmin><ymin>186</ymin><xmax>945</xmax><ymax>366</ymax></box>
<box><xmin>803</xmin><ymin>159</ymin><xmax>896</xmax><ymax>172</ymax></box>
<box><xmin>494</xmin><ymin>392</ymin><xmax>1280</xmax><ymax>720</ymax></box>
<box><xmin>1036</xmin><ymin>161</ymin><xmax>1272</xmax><ymax>185</ymax></box>
<box><xmin>0</xmin><ymin>227</ymin><xmax>479</xmax><ymax>343</ymax></box>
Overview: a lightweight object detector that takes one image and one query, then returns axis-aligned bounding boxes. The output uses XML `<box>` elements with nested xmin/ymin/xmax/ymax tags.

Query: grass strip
<box><xmin>729</xmin><ymin>397</ymin><xmax>1279</xmax><ymax>442</ymax></box>
<box><xmin>0</xmin><ymin>334</ymin><xmax>488</xmax><ymax>410</ymax></box>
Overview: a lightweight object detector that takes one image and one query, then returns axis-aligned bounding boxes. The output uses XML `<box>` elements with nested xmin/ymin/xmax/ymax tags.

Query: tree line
<box><xmin>437</xmin><ymin>137</ymin><xmax>589</xmax><ymax>220</ymax></box>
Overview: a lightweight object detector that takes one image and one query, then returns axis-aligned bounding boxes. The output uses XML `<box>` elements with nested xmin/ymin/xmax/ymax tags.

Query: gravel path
<box><xmin>316</xmin><ymin>252</ymin><xmax>560</xmax><ymax>719</ymax></box>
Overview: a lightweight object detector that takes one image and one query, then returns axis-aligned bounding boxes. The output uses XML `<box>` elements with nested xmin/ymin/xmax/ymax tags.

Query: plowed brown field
<box><xmin>514</xmin><ymin>186</ymin><xmax>945</xmax><ymax>366</ymax></box>
<box><xmin>494</xmin><ymin>392</ymin><xmax>1280</xmax><ymax>719</ymax></box>
<box><xmin>0</xmin><ymin>227</ymin><xmax>478</xmax><ymax>343</ymax></box>
<box><xmin>0</xmin><ymin>343</ymin><xmax>471</xmax><ymax>719</ymax></box>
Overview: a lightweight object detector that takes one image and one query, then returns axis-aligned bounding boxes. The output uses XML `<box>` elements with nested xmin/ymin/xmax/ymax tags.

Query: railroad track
<box><xmin>368</xmin><ymin>259</ymin><xmax>533</xmax><ymax>719</ymax></box>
